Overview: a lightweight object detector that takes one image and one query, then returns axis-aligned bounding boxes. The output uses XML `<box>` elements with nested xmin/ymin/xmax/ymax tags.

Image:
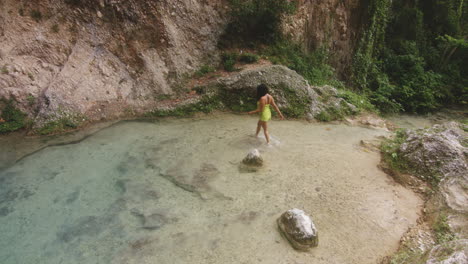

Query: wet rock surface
<box><xmin>242</xmin><ymin>149</ymin><xmax>263</xmax><ymax>167</ymax></box>
<box><xmin>277</xmin><ymin>208</ymin><xmax>318</xmax><ymax>251</ymax></box>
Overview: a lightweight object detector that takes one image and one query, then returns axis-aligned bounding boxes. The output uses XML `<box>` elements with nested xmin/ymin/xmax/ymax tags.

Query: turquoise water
<box><xmin>0</xmin><ymin>114</ymin><xmax>422</xmax><ymax>264</ymax></box>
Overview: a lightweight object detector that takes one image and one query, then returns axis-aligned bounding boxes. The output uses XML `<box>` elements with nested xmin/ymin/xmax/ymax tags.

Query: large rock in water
<box><xmin>277</xmin><ymin>208</ymin><xmax>318</xmax><ymax>250</ymax></box>
<box><xmin>196</xmin><ymin>65</ymin><xmax>357</xmax><ymax>120</ymax></box>
<box><xmin>399</xmin><ymin>122</ymin><xmax>468</xmax><ymax>213</ymax></box>
<box><xmin>394</xmin><ymin>122</ymin><xmax>468</xmax><ymax>263</ymax></box>
<box><xmin>400</xmin><ymin>122</ymin><xmax>468</xmax><ymax>180</ymax></box>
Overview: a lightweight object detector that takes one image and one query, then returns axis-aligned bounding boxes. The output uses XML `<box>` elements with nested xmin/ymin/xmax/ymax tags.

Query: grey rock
<box><xmin>198</xmin><ymin>65</ymin><xmax>357</xmax><ymax>121</ymax></box>
<box><xmin>277</xmin><ymin>208</ymin><xmax>318</xmax><ymax>251</ymax></box>
<box><xmin>425</xmin><ymin>239</ymin><xmax>468</xmax><ymax>264</ymax></box>
<box><xmin>242</xmin><ymin>149</ymin><xmax>263</xmax><ymax>167</ymax></box>
<box><xmin>399</xmin><ymin>122</ymin><xmax>468</xmax><ymax>213</ymax></box>
<box><xmin>400</xmin><ymin>122</ymin><xmax>468</xmax><ymax>180</ymax></box>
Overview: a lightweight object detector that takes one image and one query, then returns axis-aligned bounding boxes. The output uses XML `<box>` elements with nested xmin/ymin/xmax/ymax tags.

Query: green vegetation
<box><xmin>381</xmin><ymin>129</ymin><xmax>409</xmax><ymax>171</ymax></box>
<box><xmin>37</xmin><ymin>117</ymin><xmax>80</xmax><ymax>135</ymax></box>
<box><xmin>220</xmin><ymin>0</ymin><xmax>297</xmax><ymax>47</ymax></box>
<box><xmin>219</xmin><ymin>89</ymin><xmax>256</xmax><ymax>113</ymax></box>
<box><xmin>194</xmin><ymin>65</ymin><xmax>215</xmax><ymax>78</ymax></box>
<box><xmin>278</xmin><ymin>85</ymin><xmax>310</xmax><ymax>118</ymax></box>
<box><xmin>221</xmin><ymin>52</ymin><xmax>239</xmax><ymax>72</ymax></box>
<box><xmin>352</xmin><ymin>0</ymin><xmax>468</xmax><ymax>114</ymax></box>
<box><xmin>388</xmin><ymin>247</ymin><xmax>426</xmax><ymax>264</ymax></box>
<box><xmin>1</xmin><ymin>65</ymin><xmax>9</xmax><ymax>74</ymax></box>
<box><xmin>51</xmin><ymin>24</ymin><xmax>60</xmax><ymax>33</ymax></box>
<box><xmin>0</xmin><ymin>99</ymin><xmax>27</xmax><ymax>134</ymax></box>
<box><xmin>381</xmin><ymin>128</ymin><xmax>446</xmax><ymax>187</ymax></box>
<box><xmin>26</xmin><ymin>95</ymin><xmax>36</xmax><ymax>106</ymax></box>
<box><xmin>337</xmin><ymin>90</ymin><xmax>378</xmax><ymax>113</ymax></box>
<box><xmin>262</xmin><ymin>40</ymin><xmax>344</xmax><ymax>88</ymax></box>
<box><xmin>238</xmin><ymin>52</ymin><xmax>259</xmax><ymax>63</ymax></box>
<box><xmin>434</xmin><ymin>214</ymin><xmax>456</xmax><ymax>244</ymax></box>
<box><xmin>145</xmin><ymin>96</ymin><xmax>221</xmax><ymax>117</ymax></box>
<box><xmin>30</xmin><ymin>10</ymin><xmax>42</xmax><ymax>22</ymax></box>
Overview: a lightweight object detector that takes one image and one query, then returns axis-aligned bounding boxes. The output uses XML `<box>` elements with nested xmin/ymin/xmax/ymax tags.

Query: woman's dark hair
<box><xmin>256</xmin><ymin>84</ymin><xmax>269</xmax><ymax>101</ymax></box>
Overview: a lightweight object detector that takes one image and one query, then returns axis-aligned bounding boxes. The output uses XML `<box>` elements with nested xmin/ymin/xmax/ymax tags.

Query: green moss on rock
<box><xmin>0</xmin><ymin>99</ymin><xmax>27</xmax><ymax>134</ymax></box>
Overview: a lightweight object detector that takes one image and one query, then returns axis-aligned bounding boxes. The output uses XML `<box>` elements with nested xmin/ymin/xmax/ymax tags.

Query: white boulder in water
<box><xmin>277</xmin><ymin>208</ymin><xmax>318</xmax><ymax>250</ymax></box>
<box><xmin>242</xmin><ymin>149</ymin><xmax>263</xmax><ymax>167</ymax></box>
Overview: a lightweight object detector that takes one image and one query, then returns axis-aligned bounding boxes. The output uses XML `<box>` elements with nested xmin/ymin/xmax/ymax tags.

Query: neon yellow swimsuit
<box><xmin>258</xmin><ymin>101</ymin><xmax>271</xmax><ymax>122</ymax></box>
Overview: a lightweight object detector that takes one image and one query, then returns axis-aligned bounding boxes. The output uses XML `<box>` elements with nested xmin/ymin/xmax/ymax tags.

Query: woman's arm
<box><xmin>270</xmin><ymin>97</ymin><xmax>285</xmax><ymax>119</ymax></box>
<box><xmin>248</xmin><ymin>98</ymin><xmax>265</xmax><ymax>115</ymax></box>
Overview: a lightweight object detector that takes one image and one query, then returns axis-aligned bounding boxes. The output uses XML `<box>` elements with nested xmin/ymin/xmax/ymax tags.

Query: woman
<box><xmin>247</xmin><ymin>84</ymin><xmax>284</xmax><ymax>144</ymax></box>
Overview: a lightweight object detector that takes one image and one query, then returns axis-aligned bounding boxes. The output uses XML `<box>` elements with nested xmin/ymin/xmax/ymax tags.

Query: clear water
<box><xmin>0</xmin><ymin>113</ymin><xmax>422</xmax><ymax>264</ymax></box>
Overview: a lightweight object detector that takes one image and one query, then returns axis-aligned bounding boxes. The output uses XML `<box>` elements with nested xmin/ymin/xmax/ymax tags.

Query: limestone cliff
<box><xmin>0</xmin><ymin>0</ymin><xmax>227</xmax><ymax>124</ymax></box>
<box><xmin>282</xmin><ymin>0</ymin><xmax>366</xmax><ymax>78</ymax></box>
<box><xmin>0</xmin><ymin>0</ymin><xmax>365</xmax><ymax>125</ymax></box>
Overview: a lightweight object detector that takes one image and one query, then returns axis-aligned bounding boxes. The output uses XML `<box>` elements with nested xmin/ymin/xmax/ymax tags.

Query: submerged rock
<box><xmin>277</xmin><ymin>208</ymin><xmax>318</xmax><ymax>250</ymax></box>
<box><xmin>242</xmin><ymin>149</ymin><xmax>263</xmax><ymax>167</ymax></box>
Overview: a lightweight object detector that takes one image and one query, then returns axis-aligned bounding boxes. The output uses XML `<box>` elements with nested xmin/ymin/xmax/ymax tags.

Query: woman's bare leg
<box><xmin>255</xmin><ymin>120</ymin><xmax>262</xmax><ymax>137</ymax></box>
<box><xmin>261</xmin><ymin>121</ymin><xmax>270</xmax><ymax>143</ymax></box>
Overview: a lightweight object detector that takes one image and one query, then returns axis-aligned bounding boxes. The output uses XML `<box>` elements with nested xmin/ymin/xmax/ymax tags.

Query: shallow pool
<box><xmin>0</xmin><ymin>113</ymin><xmax>422</xmax><ymax>264</ymax></box>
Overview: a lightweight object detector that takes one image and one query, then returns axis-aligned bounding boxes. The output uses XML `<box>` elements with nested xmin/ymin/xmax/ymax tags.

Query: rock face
<box><xmin>0</xmin><ymin>0</ymin><xmax>227</xmax><ymax>124</ymax></box>
<box><xmin>0</xmin><ymin>0</ymin><xmax>367</xmax><ymax>125</ymax></box>
<box><xmin>398</xmin><ymin>122</ymin><xmax>468</xmax><ymax>214</ymax></box>
<box><xmin>282</xmin><ymin>0</ymin><xmax>366</xmax><ymax>77</ymax></box>
<box><xmin>277</xmin><ymin>208</ymin><xmax>318</xmax><ymax>250</ymax></box>
<box><xmin>242</xmin><ymin>149</ymin><xmax>263</xmax><ymax>167</ymax></box>
<box><xmin>392</xmin><ymin>122</ymin><xmax>468</xmax><ymax>262</ymax></box>
<box><xmin>425</xmin><ymin>239</ymin><xmax>468</xmax><ymax>264</ymax></box>
<box><xmin>400</xmin><ymin>122</ymin><xmax>468</xmax><ymax>181</ymax></box>
<box><xmin>199</xmin><ymin>65</ymin><xmax>357</xmax><ymax>120</ymax></box>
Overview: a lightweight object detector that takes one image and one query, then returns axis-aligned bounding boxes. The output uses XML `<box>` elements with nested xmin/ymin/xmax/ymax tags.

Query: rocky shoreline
<box><xmin>380</xmin><ymin>122</ymin><xmax>468</xmax><ymax>264</ymax></box>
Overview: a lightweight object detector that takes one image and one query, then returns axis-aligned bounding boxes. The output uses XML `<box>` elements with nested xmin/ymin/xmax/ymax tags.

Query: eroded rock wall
<box><xmin>282</xmin><ymin>0</ymin><xmax>366</xmax><ymax>78</ymax></box>
<box><xmin>0</xmin><ymin>0</ymin><xmax>367</xmax><ymax>125</ymax></box>
<box><xmin>0</xmin><ymin>0</ymin><xmax>228</xmax><ymax>124</ymax></box>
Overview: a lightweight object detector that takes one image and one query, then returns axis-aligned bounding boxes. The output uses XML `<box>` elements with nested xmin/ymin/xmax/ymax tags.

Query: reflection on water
<box><xmin>0</xmin><ymin>114</ymin><xmax>422</xmax><ymax>264</ymax></box>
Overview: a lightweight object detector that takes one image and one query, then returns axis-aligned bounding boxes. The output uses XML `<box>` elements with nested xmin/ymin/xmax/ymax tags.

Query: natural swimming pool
<box><xmin>0</xmin><ymin>113</ymin><xmax>422</xmax><ymax>264</ymax></box>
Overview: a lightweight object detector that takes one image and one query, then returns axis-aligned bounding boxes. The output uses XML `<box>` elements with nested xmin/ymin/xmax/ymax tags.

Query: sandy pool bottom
<box><xmin>0</xmin><ymin>113</ymin><xmax>423</xmax><ymax>264</ymax></box>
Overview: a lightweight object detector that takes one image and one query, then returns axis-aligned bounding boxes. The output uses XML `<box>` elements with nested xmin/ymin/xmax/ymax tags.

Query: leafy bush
<box><xmin>30</xmin><ymin>10</ymin><xmax>42</xmax><ymax>22</ymax></box>
<box><xmin>0</xmin><ymin>99</ymin><xmax>27</xmax><ymax>133</ymax></box>
<box><xmin>263</xmin><ymin>40</ymin><xmax>344</xmax><ymax>88</ymax></box>
<box><xmin>337</xmin><ymin>89</ymin><xmax>377</xmax><ymax>113</ymax></box>
<box><xmin>352</xmin><ymin>0</ymin><xmax>468</xmax><ymax>113</ymax></box>
<box><xmin>194</xmin><ymin>65</ymin><xmax>215</xmax><ymax>77</ymax></box>
<box><xmin>37</xmin><ymin>117</ymin><xmax>79</xmax><ymax>135</ymax></box>
<box><xmin>381</xmin><ymin>129</ymin><xmax>409</xmax><ymax>172</ymax></box>
<box><xmin>146</xmin><ymin>96</ymin><xmax>221</xmax><ymax>117</ymax></box>
<box><xmin>433</xmin><ymin>214</ymin><xmax>456</xmax><ymax>244</ymax></box>
<box><xmin>239</xmin><ymin>53</ymin><xmax>259</xmax><ymax>63</ymax></box>
<box><xmin>221</xmin><ymin>52</ymin><xmax>239</xmax><ymax>72</ymax></box>
<box><xmin>220</xmin><ymin>0</ymin><xmax>297</xmax><ymax>46</ymax></box>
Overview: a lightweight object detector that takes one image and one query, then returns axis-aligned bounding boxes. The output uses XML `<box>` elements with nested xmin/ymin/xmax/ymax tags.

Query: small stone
<box><xmin>277</xmin><ymin>208</ymin><xmax>318</xmax><ymax>251</ymax></box>
<box><xmin>242</xmin><ymin>149</ymin><xmax>263</xmax><ymax>167</ymax></box>
<box><xmin>97</xmin><ymin>11</ymin><xmax>103</xmax><ymax>18</ymax></box>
